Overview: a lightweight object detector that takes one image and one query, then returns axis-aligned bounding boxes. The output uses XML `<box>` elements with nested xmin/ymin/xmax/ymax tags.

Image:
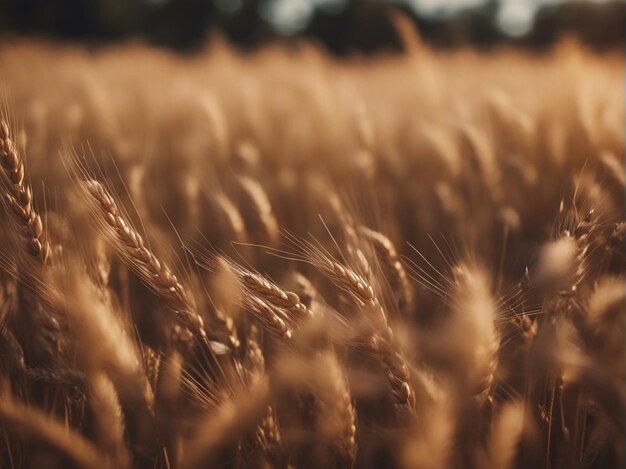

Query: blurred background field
<box><xmin>0</xmin><ymin>0</ymin><xmax>623</xmax><ymax>52</ymax></box>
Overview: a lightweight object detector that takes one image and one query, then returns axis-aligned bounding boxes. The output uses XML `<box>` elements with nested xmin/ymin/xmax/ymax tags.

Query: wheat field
<box><xmin>0</xmin><ymin>29</ymin><xmax>623</xmax><ymax>469</ymax></box>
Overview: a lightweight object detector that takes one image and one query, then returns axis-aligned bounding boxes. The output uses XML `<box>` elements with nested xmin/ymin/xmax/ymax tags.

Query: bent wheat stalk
<box><xmin>82</xmin><ymin>179</ymin><xmax>208</xmax><ymax>344</ymax></box>
<box><xmin>0</xmin><ymin>119</ymin><xmax>50</xmax><ymax>264</ymax></box>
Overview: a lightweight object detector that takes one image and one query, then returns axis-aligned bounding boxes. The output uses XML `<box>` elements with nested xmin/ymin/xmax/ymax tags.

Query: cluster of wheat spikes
<box><xmin>0</xmin><ymin>27</ymin><xmax>623</xmax><ymax>469</ymax></box>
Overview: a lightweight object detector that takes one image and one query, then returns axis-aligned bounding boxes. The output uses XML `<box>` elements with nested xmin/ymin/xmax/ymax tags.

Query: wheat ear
<box><xmin>361</xmin><ymin>227</ymin><xmax>414</xmax><ymax>315</ymax></box>
<box><xmin>307</xmin><ymin>249</ymin><xmax>415</xmax><ymax>417</ymax></box>
<box><xmin>237</xmin><ymin>176</ymin><xmax>279</xmax><ymax>246</ymax></box>
<box><xmin>86</xmin><ymin>371</ymin><xmax>130</xmax><ymax>467</ymax></box>
<box><xmin>369</xmin><ymin>330</ymin><xmax>416</xmax><ymax>417</ymax></box>
<box><xmin>0</xmin><ymin>120</ymin><xmax>50</xmax><ymax>264</ymax></box>
<box><xmin>315</xmin><ymin>351</ymin><xmax>357</xmax><ymax>467</ymax></box>
<box><xmin>318</xmin><ymin>256</ymin><xmax>376</xmax><ymax>306</ymax></box>
<box><xmin>245</xmin><ymin>297</ymin><xmax>293</xmax><ymax>340</ymax></box>
<box><xmin>82</xmin><ymin>179</ymin><xmax>207</xmax><ymax>342</ymax></box>
<box><xmin>246</xmin><ymin>327</ymin><xmax>287</xmax><ymax>467</ymax></box>
<box><xmin>0</xmin><ymin>118</ymin><xmax>63</xmax><ymax>365</ymax></box>
<box><xmin>239</xmin><ymin>269</ymin><xmax>310</xmax><ymax>320</ymax></box>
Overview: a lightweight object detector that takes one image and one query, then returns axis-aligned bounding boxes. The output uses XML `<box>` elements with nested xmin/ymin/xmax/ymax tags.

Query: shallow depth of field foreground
<box><xmin>0</xmin><ymin>35</ymin><xmax>623</xmax><ymax>468</ymax></box>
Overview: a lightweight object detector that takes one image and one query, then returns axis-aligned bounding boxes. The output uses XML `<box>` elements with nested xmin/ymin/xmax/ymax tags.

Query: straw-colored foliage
<box><xmin>0</xmin><ymin>33</ymin><xmax>623</xmax><ymax>468</ymax></box>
